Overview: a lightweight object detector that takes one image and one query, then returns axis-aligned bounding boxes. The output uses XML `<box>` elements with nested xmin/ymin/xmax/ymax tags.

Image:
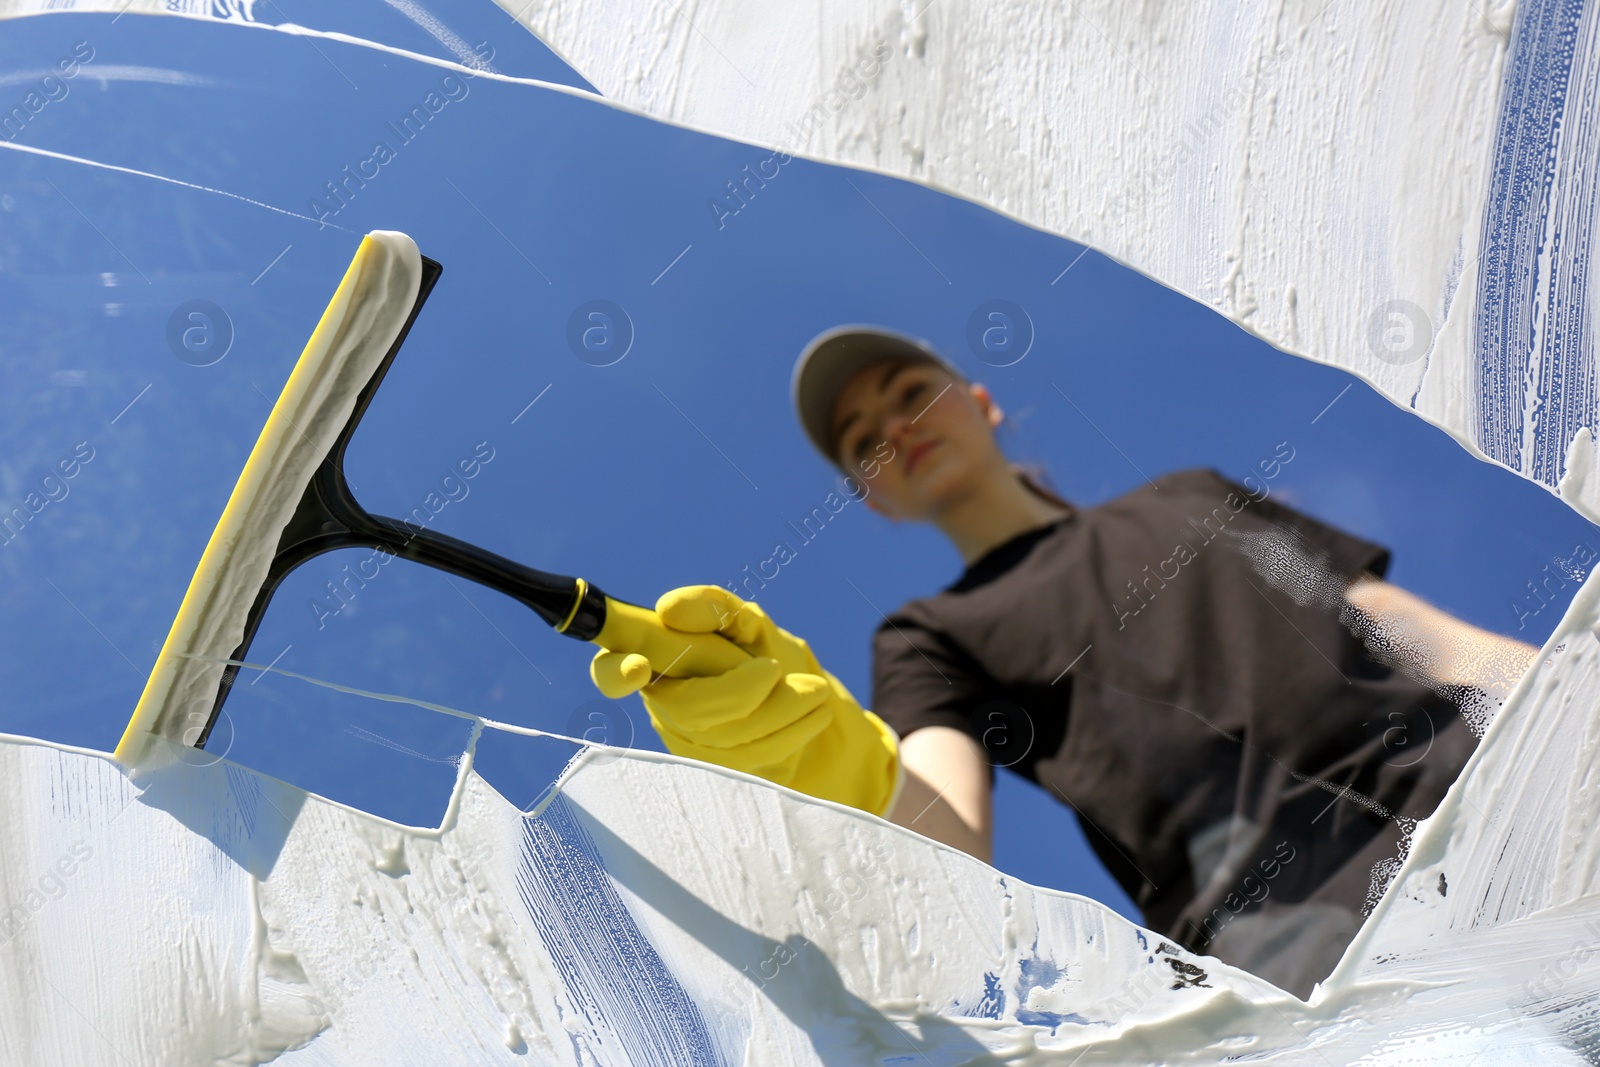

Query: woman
<box><xmin>590</xmin><ymin>325</ymin><xmax>1538</xmax><ymax>998</ymax></box>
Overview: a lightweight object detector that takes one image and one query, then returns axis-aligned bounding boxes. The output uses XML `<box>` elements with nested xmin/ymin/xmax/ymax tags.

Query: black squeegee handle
<box><xmin>199</xmin><ymin>257</ymin><xmax>609</xmax><ymax>746</ymax></box>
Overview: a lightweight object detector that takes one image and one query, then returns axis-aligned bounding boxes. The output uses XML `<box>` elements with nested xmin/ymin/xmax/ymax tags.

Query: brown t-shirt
<box><xmin>871</xmin><ymin>467</ymin><xmax>1475</xmax><ymax>992</ymax></box>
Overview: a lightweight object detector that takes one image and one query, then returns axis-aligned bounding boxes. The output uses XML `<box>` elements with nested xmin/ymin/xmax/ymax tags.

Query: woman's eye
<box><xmin>903</xmin><ymin>383</ymin><xmax>925</xmax><ymax>404</ymax></box>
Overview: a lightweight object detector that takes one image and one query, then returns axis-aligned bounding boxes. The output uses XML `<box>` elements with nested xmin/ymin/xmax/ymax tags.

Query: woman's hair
<box><xmin>1012</xmin><ymin>463</ymin><xmax>1076</xmax><ymax>515</ymax></box>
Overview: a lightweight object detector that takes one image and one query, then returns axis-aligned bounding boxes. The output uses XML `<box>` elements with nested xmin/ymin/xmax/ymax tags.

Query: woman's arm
<box><xmin>1342</xmin><ymin>576</ymin><xmax>1539</xmax><ymax>696</ymax></box>
<box><xmin>886</xmin><ymin>725</ymin><xmax>993</xmax><ymax>863</ymax></box>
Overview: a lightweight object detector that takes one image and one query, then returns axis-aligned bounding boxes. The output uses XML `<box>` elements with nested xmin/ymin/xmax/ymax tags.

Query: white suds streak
<box><xmin>514</xmin><ymin>796</ymin><xmax>721</xmax><ymax>1064</ymax></box>
<box><xmin>175</xmin><ymin>651</ymin><xmax>482</xmax><ymax>723</ymax></box>
<box><xmin>250</xmin><ymin>644</ymin><xmax>292</xmax><ymax>685</ymax></box>
<box><xmin>344</xmin><ymin>724</ymin><xmax>462</xmax><ymax>765</ymax></box>
<box><xmin>0</xmin><ymin>65</ymin><xmax>216</xmax><ymax>89</ymax></box>
<box><xmin>1473</xmin><ymin>0</ymin><xmax>1600</xmax><ymax>485</ymax></box>
<box><xmin>0</xmin><ymin>140</ymin><xmax>352</xmax><ymax>231</ymax></box>
<box><xmin>382</xmin><ymin>0</ymin><xmax>496</xmax><ymax>72</ymax></box>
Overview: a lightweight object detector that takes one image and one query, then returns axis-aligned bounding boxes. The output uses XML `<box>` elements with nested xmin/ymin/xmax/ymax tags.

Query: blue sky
<box><xmin>1</xmin><ymin>3</ymin><xmax>1594</xmax><ymax>921</ymax></box>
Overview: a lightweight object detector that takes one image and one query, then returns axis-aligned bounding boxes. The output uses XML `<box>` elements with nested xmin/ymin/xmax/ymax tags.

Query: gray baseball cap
<box><xmin>791</xmin><ymin>325</ymin><xmax>965</xmax><ymax>466</ymax></box>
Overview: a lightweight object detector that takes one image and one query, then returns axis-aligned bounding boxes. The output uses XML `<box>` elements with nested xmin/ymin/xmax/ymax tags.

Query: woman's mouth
<box><xmin>905</xmin><ymin>440</ymin><xmax>938</xmax><ymax>475</ymax></box>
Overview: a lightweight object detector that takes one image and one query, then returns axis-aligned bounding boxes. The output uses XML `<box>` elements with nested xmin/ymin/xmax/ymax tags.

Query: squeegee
<box><xmin>115</xmin><ymin>230</ymin><xmax>744</xmax><ymax>766</ymax></box>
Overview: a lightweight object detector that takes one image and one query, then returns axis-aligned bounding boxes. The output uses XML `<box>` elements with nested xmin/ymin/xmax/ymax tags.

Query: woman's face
<box><xmin>829</xmin><ymin>359</ymin><xmax>1006</xmax><ymax>522</ymax></box>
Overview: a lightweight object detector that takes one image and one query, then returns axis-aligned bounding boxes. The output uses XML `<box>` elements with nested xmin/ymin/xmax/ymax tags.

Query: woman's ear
<box><xmin>968</xmin><ymin>382</ymin><xmax>1005</xmax><ymax>429</ymax></box>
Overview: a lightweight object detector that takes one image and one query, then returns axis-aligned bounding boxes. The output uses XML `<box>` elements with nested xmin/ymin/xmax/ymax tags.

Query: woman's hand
<box><xmin>589</xmin><ymin>585</ymin><xmax>902</xmax><ymax>816</ymax></box>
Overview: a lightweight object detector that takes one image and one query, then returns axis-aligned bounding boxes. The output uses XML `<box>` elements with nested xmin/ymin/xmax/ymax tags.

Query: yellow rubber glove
<box><xmin>590</xmin><ymin>585</ymin><xmax>902</xmax><ymax>816</ymax></box>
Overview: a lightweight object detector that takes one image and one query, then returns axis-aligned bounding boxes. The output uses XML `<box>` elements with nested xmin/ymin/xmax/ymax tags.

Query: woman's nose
<box><xmin>881</xmin><ymin>412</ymin><xmax>915</xmax><ymax>443</ymax></box>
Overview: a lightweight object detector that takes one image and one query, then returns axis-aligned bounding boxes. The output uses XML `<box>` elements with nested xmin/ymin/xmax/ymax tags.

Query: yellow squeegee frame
<box><xmin>114</xmin><ymin>232</ymin><xmax>424</xmax><ymax>766</ymax></box>
<box><xmin>114</xmin><ymin>229</ymin><xmax>755</xmax><ymax>770</ymax></box>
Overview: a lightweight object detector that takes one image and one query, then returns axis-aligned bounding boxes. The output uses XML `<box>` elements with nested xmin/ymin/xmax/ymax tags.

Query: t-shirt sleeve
<box><xmin>869</xmin><ymin>607</ymin><xmax>992</xmax><ymax>743</ymax></box>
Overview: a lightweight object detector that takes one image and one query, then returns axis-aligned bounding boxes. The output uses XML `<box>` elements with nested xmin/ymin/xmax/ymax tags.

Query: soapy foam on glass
<box><xmin>3</xmin><ymin>607</ymin><xmax>1599</xmax><ymax>1064</ymax></box>
<box><xmin>0</xmin><ymin>1</ymin><xmax>1598</xmax><ymax>1062</ymax></box>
